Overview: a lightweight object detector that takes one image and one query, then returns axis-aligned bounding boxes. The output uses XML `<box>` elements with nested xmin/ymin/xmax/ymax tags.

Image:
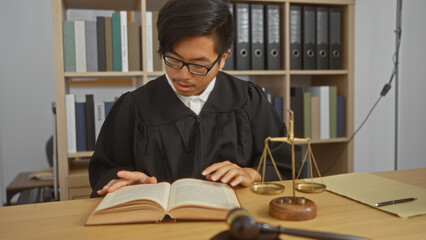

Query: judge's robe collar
<box><xmin>131</xmin><ymin>71</ymin><xmax>249</xmax><ymax>126</ymax></box>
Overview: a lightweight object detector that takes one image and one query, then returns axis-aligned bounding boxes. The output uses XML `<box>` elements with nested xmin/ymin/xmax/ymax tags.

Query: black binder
<box><xmin>235</xmin><ymin>3</ymin><xmax>250</xmax><ymax>70</ymax></box>
<box><xmin>302</xmin><ymin>5</ymin><xmax>316</xmax><ymax>69</ymax></box>
<box><xmin>223</xmin><ymin>3</ymin><xmax>235</xmax><ymax>71</ymax></box>
<box><xmin>265</xmin><ymin>4</ymin><xmax>281</xmax><ymax>70</ymax></box>
<box><xmin>329</xmin><ymin>7</ymin><xmax>342</xmax><ymax>69</ymax></box>
<box><xmin>250</xmin><ymin>4</ymin><xmax>265</xmax><ymax>70</ymax></box>
<box><xmin>290</xmin><ymin>5</ymin><xmax>302</xmax><ymax>70</ymax></box>
<box><xmin>316</xmin><ymin>6</ymin><xmax>329</xmax><ymax>69</ymax></box>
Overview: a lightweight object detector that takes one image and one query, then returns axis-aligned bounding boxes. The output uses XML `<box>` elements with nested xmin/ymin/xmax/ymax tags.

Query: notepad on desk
<box><xmin>313</xmin><ymin>173</ymin><xmax>426</xmax><ymax>218</ymax></box>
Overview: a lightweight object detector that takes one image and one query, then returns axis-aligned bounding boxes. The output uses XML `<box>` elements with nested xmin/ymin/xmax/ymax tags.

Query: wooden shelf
<box><xmin>68</xmin><ymin>151</ymin><xmax>94</xmax><ymax>158</ymax></box>
<box><xmin>64</xmin><ymin>71</ymin><xmax>144</xmax><ymax>78</ymax></box>
<box><xmin>52</xmin><ymin>0</ymin><xmax>355</xmax><ymax>200</ymax></box>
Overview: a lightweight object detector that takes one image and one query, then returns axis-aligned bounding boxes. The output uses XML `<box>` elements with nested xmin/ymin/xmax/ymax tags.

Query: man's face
<box><xmin>164</xmin><ymin>36</ymin><xmax>227</xmax><ymax>96</ymax></box>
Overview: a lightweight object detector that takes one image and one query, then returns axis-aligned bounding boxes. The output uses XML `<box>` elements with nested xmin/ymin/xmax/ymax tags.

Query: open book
<box><xmin>86</xmin><ymin>178</ymin><xmax>241</xmax><ymax>225</ymax></box>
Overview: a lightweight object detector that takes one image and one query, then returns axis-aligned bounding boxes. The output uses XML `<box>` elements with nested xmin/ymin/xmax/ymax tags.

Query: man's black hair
<box><xmin>157</xmin><ymin>0</ymin><xmax>234</xmax><ymax>57</ymax></box>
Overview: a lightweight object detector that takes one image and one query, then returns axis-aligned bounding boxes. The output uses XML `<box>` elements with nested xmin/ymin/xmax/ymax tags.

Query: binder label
<box><xmin>252</xmin><ymin>9</ymin><xmax>264</xmax><ymax>44</ymax></box>
<box><xmin>268</xmin><ymin>8</ymin><xmax>280</xmax><ymax>44</ymax></box>
<box><xmin>290</xmin><ymin>9</ymin><xmax>301</xmax><ymax>44</ymax></box>
<box><xmin>237</xmin><ymin>8</ymin><xmax>249</xmax><ymax>43</ymax></box>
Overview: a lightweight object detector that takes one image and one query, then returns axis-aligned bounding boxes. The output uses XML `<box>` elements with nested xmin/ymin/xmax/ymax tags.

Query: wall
<box><xmin>354</xmin><ymin>0</ymin><xmax>426</xmax><ymax>172</ymax></box>
<box><xmin>0</xmin><ymin>0</ymin><xmax>55</xmax><ymax>204</ymax></box>
<box><xmin>397</xmin><ymin>0</ymin><xmax>426</xmax><ymax>170</ymax></box>
<box><xmin>1</xmin><ymin>0</ymin><xmax>425</xmax><ymax>205</ymax></box>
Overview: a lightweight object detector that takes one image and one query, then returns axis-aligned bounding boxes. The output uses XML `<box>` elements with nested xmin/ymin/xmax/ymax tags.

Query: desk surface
<box><xmin>6</xmin><ymin>172</ymin><xmax>53</xmax><ymax>190</ymax></box>
<box><xmin>1</xmin><ymin>168</ymin><xmax>425</xmax><ymax>240</ymax></box>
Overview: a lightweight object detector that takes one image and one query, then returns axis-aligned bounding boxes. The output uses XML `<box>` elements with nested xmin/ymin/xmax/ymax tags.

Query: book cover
<box><xmin>273</xmin><ymin>96</ymin><xmax>283</xmax><ymax>120</ymax></box>
<box><xmin>86</xmin><ymin>178</ymin><xmax>241</xmax><ymax>225</ymax></box>
<box><xmin>85</xmin><ymin>21</ymin><xmax>98</xmax><ymax>72</ymax></box>
<box><xmin>65</xmin><ymin>94</ymin><xmax>77</xmax><ymax>153</ymax></box>
<box><xmin>96</xmin><ymin>16</ymin><xmax>106</xmax><ymax>71</ymax></box>
<box><xmin>303</xmin><ymin>91</ymin><xmax>311</xmax><ymax>138</ymax></box>
<box><xmin>62</xmin><ymin>21</ymin><xmax>76</xmax><ymax>72</ymax></box>
<box><xmin>120</xmin><ymin>11</ymin><xmax>129</xmax><ymax>72</ymax></box>
<box><xmin>310</xmin><ymin>96</ymin><xmax>320</xmax><ymax>139</ymax></box>
<box><xmin>85</xmin><ymin>94</ymin><xmax>96</xmax><ymax>150</ymax></box>
<box><xmin>75</xmin><ymin>101</ymin><xmax>87</xmax><ymax>152</ymax></box>
<box><xmin>112</xmin><ymin>13</ymin><xmax>122</xmax><ymax>71</ymax></box>
<box><xmin>337</xmin><ymin>95</ymin><xmax>345</xmax><ymax>138</ymax></box>
<box><xmin>308</xmin><ymin>86</ymin><xmax>330</xmax><ymax>139</ymax></box>
<box><xmin>127</xmin><ymin>21</ymin><xmax>141</xmax><ymax>71</ymax></box>
<box><xmin>74</xmin><ymin>21</ymin><xmax>87</xmax><ymax>72</ymax></box>
<box><xmin>329</xmin><ymin>86</ymin><xmax>337</xmax><ymax>138</ymax></box>
<box><xmin>94</xmin><ymin>101</ymin><xmax>105</xmax><ymax>141</ymax></box>
<box><xmin>104</xmin><ymin>101</ymin><xmax>115</xmax><ymax>118</ymax></box>
<box><xmin>290</xmin><ymin>87</ymin><xmax>303</xmax><ymax>138</ymax></box>
<box><xmin>146</xmin><ymin>11</ymin><xmax>154</xmax><ymax>72</ymax></box>
<box><xmin>105</xmin><ymin>17</ymin><xmax>113</xmax><ymax>71</ymax></box>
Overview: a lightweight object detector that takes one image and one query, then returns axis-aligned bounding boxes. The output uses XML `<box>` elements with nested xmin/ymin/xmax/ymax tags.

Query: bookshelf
<box><xmin>52</xmin><ymin>0</ymin><xmax>355</xmax><ymax>200</ymax></box>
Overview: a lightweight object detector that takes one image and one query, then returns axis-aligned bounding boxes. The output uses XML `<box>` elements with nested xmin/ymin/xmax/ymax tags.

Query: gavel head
<box><xmin>226</xmin><ymin>208</ymin><xmax>260</xmax><ymax>240</ymax></box>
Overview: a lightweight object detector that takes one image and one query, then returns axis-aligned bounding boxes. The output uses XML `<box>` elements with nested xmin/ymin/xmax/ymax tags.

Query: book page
<box><xmin>95</xmin><ymin>182</ymin><xmax>171</xmax><ymax>212</ymax></box>
<box><xmin>168</xmin><ymin>179</ymin><xmax>240</xmax><ymax>210</ymax></box>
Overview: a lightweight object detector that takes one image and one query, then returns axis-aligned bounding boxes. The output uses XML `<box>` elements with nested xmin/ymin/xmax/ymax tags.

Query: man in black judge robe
<box><xmin>89</xmin><ymin>0</ymin><xmax>292</xmax><ymax>197</ymax></box>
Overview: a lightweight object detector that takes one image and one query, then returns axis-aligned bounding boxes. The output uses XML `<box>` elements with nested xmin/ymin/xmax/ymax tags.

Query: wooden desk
<box><xmin>1</xmin><ymin>168</ymin><xmax>425</xmax><ymax>240</ymax></box>
<box><xmin>5</xmin><ymin>172</ymin><xmax>53</xmax><ymax>205</ymax></box>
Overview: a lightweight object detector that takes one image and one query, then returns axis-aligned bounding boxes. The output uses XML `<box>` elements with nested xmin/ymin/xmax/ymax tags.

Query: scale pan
<box><xmin>250</xmin><ymin>182</ymin><xmax>285</xmax><ymax>195</ymax></box>
<box><xmin>295</xmin><ymin>182</ymin><xmax>326</xmax><ymax>193</ymax></box>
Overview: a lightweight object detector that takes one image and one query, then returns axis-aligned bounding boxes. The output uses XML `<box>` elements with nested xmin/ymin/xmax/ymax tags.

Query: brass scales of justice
<box><xmin>250</xmin><ymin>110</ymin><xmax>326</xmax><ymax>221</ymax></box>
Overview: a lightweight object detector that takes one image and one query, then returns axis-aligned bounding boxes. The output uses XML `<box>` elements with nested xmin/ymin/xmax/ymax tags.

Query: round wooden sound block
<box><xmin>269</xmin><ymin>196</ymin><xmax>317</xmax><ymax>221</ymax></box>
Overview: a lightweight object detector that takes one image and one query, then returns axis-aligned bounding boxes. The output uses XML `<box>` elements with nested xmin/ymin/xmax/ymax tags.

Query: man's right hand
<box><xmin>97</xmin><ymin>170</ymin><xmax>157</xmax><ymax>196</ymax></box>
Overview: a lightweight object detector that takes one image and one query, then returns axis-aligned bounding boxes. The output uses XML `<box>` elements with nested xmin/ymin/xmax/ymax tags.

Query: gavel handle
<box><xmin>258</xmin><ymin>223</ymin><xmax>370</xmax><ymax>240</ymax></box>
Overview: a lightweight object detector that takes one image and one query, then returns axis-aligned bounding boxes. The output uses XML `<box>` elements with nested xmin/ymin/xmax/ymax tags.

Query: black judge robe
<box><xmin>89</xmin><ymin>71</ymin><xmax>292</xmax><ymax>197</ymax></box>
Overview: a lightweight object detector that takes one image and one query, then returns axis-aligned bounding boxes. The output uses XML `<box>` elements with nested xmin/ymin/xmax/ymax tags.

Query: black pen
<box><xmin>374</xmin><ymin>197</ymin><xmax>417</xmax><ymax>207</ymax></box>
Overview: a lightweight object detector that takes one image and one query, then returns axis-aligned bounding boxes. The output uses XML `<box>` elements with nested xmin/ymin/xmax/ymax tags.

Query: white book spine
<box><xmin>120</xmin><ymin>11</ymin><xmax>129</xmax><ymax>72</ymax></box>
<box><xmin>74</xmin><ymin>21</ymin><xmax>87</xmax><ymax>72</ymax></box>
<box><xmin>94</xmin><ymin>101</ymin><xmax>105</xmax><ymax>141</ymax></box>
<box><xmin>65</xmin><ymin>94</ymin><xmax>77</xmax><ymax>153</ymax></box>
<box><xmin>308</xmin><ymin>86</ymin><xmax>330</xmax><ymax>139</ymax></box>
<box><xmin>146</xmin><ymin>11</ymin><xmax>153</xmax><ymax>72</ymax></box>
<box><xmin>320</xmin><ymin>86</ymin><xmax>330</xmax><ymax>139</ymax></box>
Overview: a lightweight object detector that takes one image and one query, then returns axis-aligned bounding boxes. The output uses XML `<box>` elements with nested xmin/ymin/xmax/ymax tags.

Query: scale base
<box><xmin>269</xmin><ymin>196</ymin><xmax>317</xmax><ymax>221</ymax></box>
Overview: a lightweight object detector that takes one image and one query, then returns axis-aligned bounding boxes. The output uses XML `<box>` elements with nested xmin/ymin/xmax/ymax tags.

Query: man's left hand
<box><xmin>201</xmin><ymin>161</ymin><xmax>261</xmax><ymax>187</ymax></box>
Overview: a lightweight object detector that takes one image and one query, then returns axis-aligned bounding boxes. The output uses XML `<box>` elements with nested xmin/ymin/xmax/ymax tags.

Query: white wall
<box><xmin>354</xmin><ymin>0</ymin><xmax>396</xmax><ymax>172</ymax></box>
<box><xmin>0</xmin><ymin>0</ymin><xmax>55</xmax><ymax>204</ymax></box>
<box><xmin>397</xmin><ymin>1</ymin><xmax>426</xmax><ymax>170</ymax></box>
<box><xmin>0</xmin><ymin>0</ymin><xmax>425</xmax><ymax>205</ymax></box>
<box><xmin>354</xmin><ymin>0</ymin><xmax>426</xmax><ymax>172</ymax></box>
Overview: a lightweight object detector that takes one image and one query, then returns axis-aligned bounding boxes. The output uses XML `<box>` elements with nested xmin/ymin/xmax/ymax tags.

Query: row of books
<box><xmin>290</xmin><ymin>5</ymin><xmax>342</xmax><ymax>70</ymax></box>
<box><xmin>62</xmin><ymin>11</ymin><xmax>141</xmax><ymax>72</ymax></box>
<box><xmin>224</xmin><ymin>3</ymin><xmax>282</xmax><ymax>71</ymax></box>
<box><xmin>65</xmin><ymin>94</ymin><xmax>116</xmax><ymax>153</ymax></box>
<box><xmin>291</xmin><ymin>86</ymin><xmax>345</xmax><ymax>139</ymax></box>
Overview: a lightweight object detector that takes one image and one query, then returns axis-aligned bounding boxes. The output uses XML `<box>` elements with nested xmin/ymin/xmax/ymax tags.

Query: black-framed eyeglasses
<box><xmin>163</xmin><ymin>55</ymin><xmax>221</xmax><ymax>76</ymax></box>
